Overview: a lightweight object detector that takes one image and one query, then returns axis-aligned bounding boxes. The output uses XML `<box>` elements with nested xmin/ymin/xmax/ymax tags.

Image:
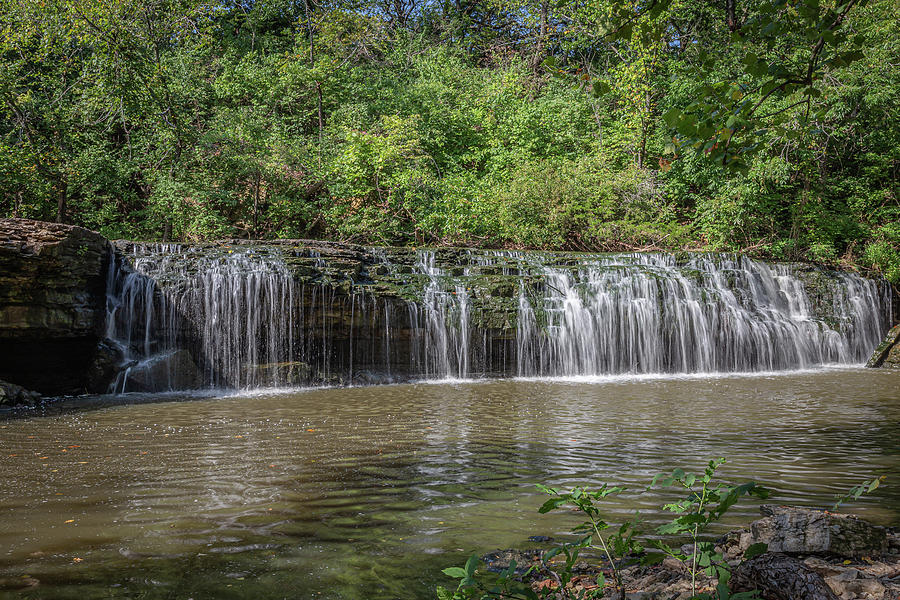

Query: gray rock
<box><xmin>739</xmin><ymin>505</ymin><xmax>888</xmax><ymax>558</ymax></box>
<box><xmin>0</xmin><ymin>218</ymin><xmax>111</xmax><ymax>394</ymax></box>
<box><xmin>120</xmin><ymin>350</ymin><xmax>202</xmax><ymax>392</ymax></box>
<box><xmin>0</xmin><ymin>379</ymin><xmax>41</xmax><ymax>407</ymax></box>
<box><xmin>87</xmin><ymin>338</ymin><xmax>127</xmax><ymax>393</ymax></box>
<box><xmin>731</xmin><ymin>553</ymin><xmax>840</xmax><ymax>600</ymax></box>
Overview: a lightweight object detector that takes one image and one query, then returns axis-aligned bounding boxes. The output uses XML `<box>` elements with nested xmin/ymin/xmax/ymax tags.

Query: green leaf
<box><xmin>543</xmin><ymin>547</ymin><xmax>562</xmax><ymax>561</ymax></box>
<box><xmin>592</xmin><ymin>80</ymin><xmax>610</xmax><ymax>97</ymax></box>
<box><xmin>538</xmin><ymin>497</ymin><xmax>567</xmax><ymax>514</ymax></box>
<box><xmin>465</xmin><ymin>554</ymin><xmax>478</xmax><ymax>577</ymax></box>
<box><xmin>442</xmin><ymin>567</ymin><xmax>468</xmax><ymax>579</ymax></box>
<box><xmin>663</xmin><ymin>107</ymin><xmax>681</xmax><ymax>128</ymax></box>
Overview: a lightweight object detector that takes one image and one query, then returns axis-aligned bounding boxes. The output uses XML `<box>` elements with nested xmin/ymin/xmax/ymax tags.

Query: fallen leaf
<box><xmin>64</xmin><ymin>519</ymin><xmax>74</xmax><ymax>524</ymax></box>
<box><xmin>535</xmin><ymin>579</ymin><xmax>557</xmax><ymax>591</ymax></box>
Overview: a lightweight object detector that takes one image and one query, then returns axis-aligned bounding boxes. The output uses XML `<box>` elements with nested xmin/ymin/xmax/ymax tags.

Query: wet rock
<box><xmin>244</xmin><ymin>361</ymin><xmax>312</xmax><ymax>386</ymax></box>
<box><xmin>0</xmin><ymin>379</ymin><xmax>41</xmax><ymax>407</ymax></box>
<box><xmin>120</xmin><ymin>350</ymin><xmax>202</xmax><ymax>392</ymax></box>
<box><xmin>0</xmin><ymin>218</ymin><xmax>111</xmax><ymax>394</ymax></box>
<box><xmin>87</xmin><ymin>338</ymin><xmax>126</xmax><ymax>393</ymax></box>
<box><xmin>738</xmin><ymin>505</ymin><xmax>888</xmax><ymax>558</ymax></box>
<box><xmin>867</xmin><ymin>323</ymin><xmax>900</xmax><ymax>368</ymax></box>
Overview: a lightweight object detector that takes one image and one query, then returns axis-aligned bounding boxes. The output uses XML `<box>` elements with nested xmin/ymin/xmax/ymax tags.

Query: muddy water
<box><xmin>1</xmin><ymin>368</ymin><xmax>898</xmax><ymax>599</ymax></box>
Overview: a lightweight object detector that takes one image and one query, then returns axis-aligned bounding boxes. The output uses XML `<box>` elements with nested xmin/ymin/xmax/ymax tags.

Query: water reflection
<box><xmin>0</xmin><ymin>368</ymin><xmax>897</xmax><ymax>599</ymax></box>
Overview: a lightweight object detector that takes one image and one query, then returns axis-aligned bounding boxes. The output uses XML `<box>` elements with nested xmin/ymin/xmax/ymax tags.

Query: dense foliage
<box><xmin>1</xmin><ymin>0</ymin><xmax>897</xmax><ymax>281</ymax></box>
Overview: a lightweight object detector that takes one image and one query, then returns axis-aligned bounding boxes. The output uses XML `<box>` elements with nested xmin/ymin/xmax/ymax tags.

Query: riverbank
<box><xmin>474</xmin><ymin>505</ymin><xmax>900</xmax><ymax>599</ymax></box>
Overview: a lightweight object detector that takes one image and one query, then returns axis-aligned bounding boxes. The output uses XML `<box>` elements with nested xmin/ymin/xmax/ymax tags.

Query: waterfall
<box><xmin>103</xmin><ymin>244</ymin><xmax>892</xmax><ymax>392</ymax></box>
<box><xmin>516</xmin><ymin>254</ymin><xmax>889</xmax><ymax>376</ymax></box>
<box><xmin>409</xmin><ymin>250</ymin><xmax>471</xmax><ymax>379</ymax></box>
<box><xmin>106</xmin><ymin>245</ymin><xmax>297</xmax><ymax>391</ymax></box>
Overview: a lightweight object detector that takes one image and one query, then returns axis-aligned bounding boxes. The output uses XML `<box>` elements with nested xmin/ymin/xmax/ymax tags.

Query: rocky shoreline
<box><xmin>480</xmin><ymin>506</ymin><xmax>899</xmax><ymax>599</ymax></box>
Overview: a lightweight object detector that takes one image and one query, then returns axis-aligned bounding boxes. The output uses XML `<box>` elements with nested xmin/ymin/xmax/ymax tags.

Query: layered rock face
<box><xmin>867</xmin><ymin>323</ymin><xmax>900</xmax><ymax>369</ymax></box>
<box><xmin>0</xmin><ymin>219</ymin><xmax>110</xmax><ymax>395</ymax></box>
<box><xmin>0</xmin><ymin>219</ymin><xmax>894</xmax><ymax>397</ymax></box>
<box><xmin>107</xmin><ymin>240</ymin><xmax>891</xmax><ymax>392</ymax></box>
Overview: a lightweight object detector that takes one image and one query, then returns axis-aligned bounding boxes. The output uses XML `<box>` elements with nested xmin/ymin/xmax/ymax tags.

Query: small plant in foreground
<box><xmin>438</xmin><ymin>458</ymin><xmax>775</xmax><ymax>600</ymax></box>
<box><xmin>648</xmin><ymin>459</ymin><xmax>770</xmax><ymax>599</ymax></box>
<box><xmin>534</xmin><ymin>483</ymin><xmax>642</xmax><ymax>600</ymax></box>
<box><xmin>436</xmin><ymin>482</ymin><xmax>641</xmax><ymax>600</ymax></box>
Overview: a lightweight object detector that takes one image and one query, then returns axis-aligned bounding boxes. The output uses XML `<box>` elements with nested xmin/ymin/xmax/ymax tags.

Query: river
<box><xmin>1</xmin><ymin>368</ymin><xmax>898</xmax><ymax>599</ymax></box>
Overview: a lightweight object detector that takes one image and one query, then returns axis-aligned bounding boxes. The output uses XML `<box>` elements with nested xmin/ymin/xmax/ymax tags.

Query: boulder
<box><xmin>867</xmin><ymin>323</ymin><xmax>900</xmax><ymax>368</ymax></box>
<box><xmin>86</xmin><ymin>338</ymin><xmax>127</xmax><ymax>393</ymax></box>
<box><xmin>738</xmin><ymin>505</ymin><xmax>888</xmax><ymax>558</ymax></box>
<box><xmin>120</xmin><ymin>349</ymin><xmax>203</xmax><ymax>392</ymax></box>
<box><xmin>0</xmin><ymin>379</ymin><xmax>41</xmax><ymax>407</ymax></box>
<box><xmin>0</xmin><ymin>219</ymin><xmax>111</xmax><ymax>394</ymax></box>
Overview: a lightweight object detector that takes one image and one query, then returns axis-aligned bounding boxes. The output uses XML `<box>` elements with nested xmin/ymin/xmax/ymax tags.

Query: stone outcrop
<box><xmin>0</xmin><ymin>218</ymin><xmax>111</xmax><ymax>395</ymax></box>
<box><xmin>0</xmin><ymin>219</ymin><xmax>893</xmax><ymax>396</ymax></box>
<box><xmin>730</xmin><ymin>553</ymin><xmax>841</xmax><ymax>600</ymax></box>
<box><xmin>0</xmin><ymin>379</ymin><xmax>41</xmax><ymax>407</ymax></box>
<box><xmin>735</xmin><ymin>505</ymin><xmax>888</xmax><ymax>558</ymax></box>
<box><xmin>867</xmin><ymin>323</ymin><xmax>900</xmax><ymax>368</ymax></box>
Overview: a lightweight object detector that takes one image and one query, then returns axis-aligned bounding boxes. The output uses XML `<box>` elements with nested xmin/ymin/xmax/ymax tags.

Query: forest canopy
<box><xmin>1</xmin><ymin>0</ymin><xmax>898</xmax><ymax>281</ymax></box>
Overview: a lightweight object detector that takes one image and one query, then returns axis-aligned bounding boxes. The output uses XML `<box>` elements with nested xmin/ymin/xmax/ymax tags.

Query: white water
<box><xmin>107</xmin><ymin>246</ymin><xmax>296</xmax><ymax>390</ymax></box>
<box><xmin>516</xmin><ymin>254</ymin><xmax>887</xmax><ymax>376</ymax></box>
<box><xmin>104</xmin><ymin>245</ymin><xmax>891</xmax><ymax>391</ymax></box>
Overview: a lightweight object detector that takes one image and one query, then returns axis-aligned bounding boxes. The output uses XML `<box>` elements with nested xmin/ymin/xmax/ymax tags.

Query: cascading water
<box><xmin>103</xmin><ymin>243</ymin><xmax>892</xmax><ymax>392</ymax></box>
<box><xmin>516</xmin><ymin>253</ymin><xmax>888</xmax><ymax>376</ymax></box>
<box><xmin>409</xmin><ymin>250</ymin><xmax>471</xmax><ymax>379</ymax></box>
<box><xmin>106</xmin><ymin>245</ymin><xmax>297</xmax><ymax>391</ymax></box>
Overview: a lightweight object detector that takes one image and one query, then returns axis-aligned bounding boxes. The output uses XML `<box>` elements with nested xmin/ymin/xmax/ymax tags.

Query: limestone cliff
<box><xmin>0</xmin><ymin>219</ymin><xmax>110</xmax><ymax>394</ymax></box>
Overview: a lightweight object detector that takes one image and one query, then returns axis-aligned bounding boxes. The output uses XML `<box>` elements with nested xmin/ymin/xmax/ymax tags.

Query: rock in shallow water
<box><xmin>0</xmin><ymin>379</ymin><xmax>41</xmax><ymax>407</ymax></box>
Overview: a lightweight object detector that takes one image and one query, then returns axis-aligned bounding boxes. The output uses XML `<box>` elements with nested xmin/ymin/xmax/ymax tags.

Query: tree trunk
<box><xmin>730</xmin><ymin>553</ymin><xmax>840</xmax><ymax>600</ymax></box>
<box><xmin>726</xmin><ymin>0</ymin><xmax>739</xmax><ymax>31</ymax></box>
<box><xmin>530</xmin><ymin>1</ymin><xmax>549</xmax><ymax>76</ymax></box>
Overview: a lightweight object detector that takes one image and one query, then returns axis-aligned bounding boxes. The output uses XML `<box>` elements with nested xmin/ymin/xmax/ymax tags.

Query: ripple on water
<box><xmin>0</xmin><ymin>368</ymin><xmax>897</xmax><ymax>599</ymax></box>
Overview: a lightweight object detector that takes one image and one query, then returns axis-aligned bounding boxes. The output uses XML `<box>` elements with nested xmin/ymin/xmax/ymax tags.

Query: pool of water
<box><xmin>1</xmin><ymin>368</ymin><xmax>898</xmax><ymax>599</ymax></box>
